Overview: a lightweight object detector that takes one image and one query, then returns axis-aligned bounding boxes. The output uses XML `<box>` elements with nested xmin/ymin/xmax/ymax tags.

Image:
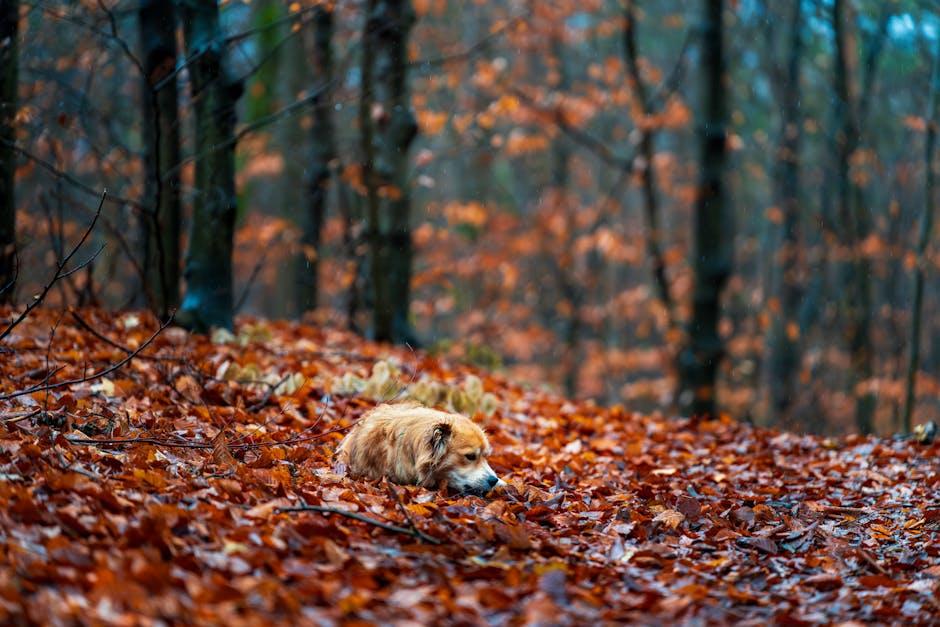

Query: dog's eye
<box><xmin>464</xmin><ymin>453</ymin><xmax>478</xmax><ymax>461</ymax></box>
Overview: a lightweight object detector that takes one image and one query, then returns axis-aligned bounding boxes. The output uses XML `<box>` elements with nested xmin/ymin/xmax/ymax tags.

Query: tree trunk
<box><xmin>138</xmin><ymin>0</ymin><xmax>182</xmax><ymax>318</ymax></box>
<box><xmin>766</xmin><ymin>0</ymin><xmax>803</xmax><ymax>425</ymax></box>
<box><xmin>360</xmin><ymin>0</ymin><xmax>379</xmax><ymax>332</ymax></box>
<box><xmin>677</xmin><ymin>0</ymin><xmax>731</xmax><ymax>418</ymax></box>
<box><xmin>176</xmin><ymin>0</ymin><xmax>242</xmax><ymax>332</ymax></box>
<box><xmin>902</xmin><ymin>38</ymin><xmax>940</xmax><ymax>433</ymax></box>
<box><xmin>549</xmin><ymin>34</ymin><xmax>580</xmax><ymax>399</ymax></box>
<box><xmin>363</xmin><ymin>0</ymin><xmax>418</xmax><ymax>344</ymax></box>
<box><xmin>624</xmin><ymin>0</ymin><xmax>674</xmax><ymax>327</ymax></box>
<box><xmin>832</xmin><ymin>0</ymin><xmax>874</xmax><ymax>433</ymax></box>
<box><xmin>0</xmin><ymin>0</ymin><xmax>18</xmax><ymax>303</ymax></box>
<box><xmin>295</xmin><ymin>6</ymin><xmax>335</xmax><ymax>315</ymax></box>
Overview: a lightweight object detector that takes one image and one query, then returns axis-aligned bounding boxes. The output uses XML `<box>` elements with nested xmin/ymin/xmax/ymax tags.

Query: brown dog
<box><xmin>335</xmin><ymin>403</ymin><xmax>500</xmax><ymax>496</ymax></box>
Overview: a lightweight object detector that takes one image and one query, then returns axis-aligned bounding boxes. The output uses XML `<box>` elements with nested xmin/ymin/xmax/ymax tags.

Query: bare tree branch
<box><xmin>0</xmin><ymin>192</ymin><xmax>105</xmax><ymax>344</ymax></box>
<box><xmin>409</xmin><ymin>12</ymin><xmax>529</xmax><ymax>74</ymax></box>
<box><xmin>0</xmin><ymin>311</ymin><xmax>174</xmax><ymax>401</ymax></box>
<box><xmin>1</xmin><ymin>141</ymin><xmax>143</xmax><ymax>209</ymax></box>
<box><xmin>276</xmin><ymin>503</ymin><xmax>442</xmax><ymax>544</ymax></box>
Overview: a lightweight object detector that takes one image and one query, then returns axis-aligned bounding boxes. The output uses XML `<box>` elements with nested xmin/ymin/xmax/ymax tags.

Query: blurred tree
<box><xmin>0</xmin><ymin>0</ymin><xmax>17</xmax><ymax>303</ymax></box>
<box><xmin>832</xmin><ymin>0</ymin><xmax>890</xmax><ymax>434</ymax></box>
<box><xmin>176</xmin><ymin>0</ymin><xmax>243</xmax><ymax>331</ymax></box>
<box><xmin>903</xmin><ymin>35</ymin><xmax>940</xmax><ymax>434</ymax></box>
<box><xmin>624</xmin><ymin>0</ymin><xmax>675</xmax><ymax>328</ymax></box>
<box><xmin>138</xmin><ymin>0</ymin><xmax>182</xmax><ymax>317</ymax></box>
<box><xmin>295</xmin><ymin>5</ymin><xmax>336</xmax><ymax>315</ymax></box>
<box><xmin>678</xmin><ymin>0</ymin><xmax>731</xmax><ymax>418</ymax></box>
<box><xmin>765</xmin><ymin>0</ymin><xmax>804</xmax><ymax>425</ymax></box>
<box><xmin>363</xmin><ymin>0</ymin><xmax>418</xmax><ymax>344</ymax></box>
<box><xmin>548</xmin><ymin>31</ymin><xmax>582</xmax><ymax>398</ymax></box>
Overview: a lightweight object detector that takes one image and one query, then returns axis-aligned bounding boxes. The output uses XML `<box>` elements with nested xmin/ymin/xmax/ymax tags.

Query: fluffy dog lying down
<box><xmin>336</xmin><ymin>403</ymin><xmax>500</xmax><ymax>496</ymax></box>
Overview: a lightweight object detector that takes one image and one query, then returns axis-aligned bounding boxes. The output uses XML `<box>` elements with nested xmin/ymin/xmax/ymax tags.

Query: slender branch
<box><xmin>505</xmin><ymin>27</ymin><xmax>690</xmax><ymax>173</ymax></box>
<box><xmin>68</xmin><ymin>309</ymin><xmax>182</xmax><ymax>363</ymax></box>
<box><xmin>58</xmin><ymin>245</ymin><xmax>105</xmax><ymax>280</ymax></box>
<box><xmin>1</xmin><ymin>408</ymin><xmax>42</xmax><ymax>424</ymax></box>
<box><xmin>95</xmin><ymin>0</ymin><xmax>146</xmax><ymax>76</ymax></box>
<box><xmin>0</xmin><ymin>249</ymin><xmax>19</xmax><ymax>298</ymax></box>
<box><xmin>66</xmin><ymin>435</ymin><xmax>212</xmax><ymax>449</ymax></box>
<box><xmin>276</xmin><ymin>504</ymin><xmax>442</xmax><ymax>544</ymax></box>
<box><xmin>0</xmin><ymin>311</ymin><xmax>174</xmax><ymax>401</ymax></box>
<box><xmin>521</xmin><ymin>86</ymin><xmax>635</xmax><ymax>171</ymax></box>
<box><xmin>65</xmin><ymin>419</ymin><xmax>355</xmax><ymax>452</ymax></box>
<box><xmin>385</xmin><ymin>481</ymin><xmax>442</xmax><ymax>544</ymax></box>
<box><xmin>69</xmin><ymin>309</ymin><xmax>133</xmax><ymax>352</ymax></box>
<box><xmin>234</xmin><ymin>236</ymin><xmax>280</xmax><ymax>314</ymax></box>
<box><xmin>409</xmin><ymin>12</ymin><xmax>528</xmax><ymax>73</ymax></box>
<box><xmin>153</xmin><ymin>5</ymin><xmax>326</xmax><ymax>94</ymax></box>
<box><xmin>165</xmin><ymin>79</ymin><xmax>339</xmax><ymax>182</ymax></box>
<box><xmin>0</xmin><ymin>192</ymin><xmax>105</xmax><ymax>344</ymax></box>
<box><xmin>1</xmin><ymin>141</ymin><xmax>143</xmax><ymax>209</ymax></box>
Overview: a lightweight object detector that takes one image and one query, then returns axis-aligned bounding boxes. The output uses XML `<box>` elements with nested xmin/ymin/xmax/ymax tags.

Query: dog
<box><xmin>335</xmin><ymin>403</ymin><xmax>500</xmax><ymax>496</ymax></box>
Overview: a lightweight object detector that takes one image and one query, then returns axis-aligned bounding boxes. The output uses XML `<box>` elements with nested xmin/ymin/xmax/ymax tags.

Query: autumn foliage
<box><xmin>1</xmin><ymin>308</ymin><xmax>937</xmax><ymax>624</ymax></box>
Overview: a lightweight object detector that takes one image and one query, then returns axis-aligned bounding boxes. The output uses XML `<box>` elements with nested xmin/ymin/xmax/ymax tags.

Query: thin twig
<box><xmin>66</xmin><ymin>435</ymin><xmax>212</xmax><ymax>449</ymax></box>
<box><xmin>409</xmin><ymin>12</ymin><xmax>528</xmax><ymax>73</ymax></box>
<box><xmin>0</xmin><ymin>312</ymin><xmax>175</xmax><ymax>401</ymax></box>
<box><xmin>234</xmin><ymin>235</ymin><xmax>282</xmax><ymax>314</ymax></box>
<box><xmin>1</xmin><ymin>408</ymin><xmax>41</xmax><ymax>424</ymax></box>
<box><xmin>65</xmin><ymin>418</ymin><xmax>354</xmax><ymax>452</ymax></box>
<box><xmin>0</xmin><ymin>143</ymin><xmax>141</xmax><ymax>209</ymax></box>
<box><xmin>820</xmin><ymin>505</ymin><xmax>871</xmax><ymax>517</ymax></box>
<box><xmin>0</xmin><ymin>192</ymin><xmax>106</xmax><ymax>344</ymax></box>
<box><xmin>41</xmin><ymin>312</ymin><xmax>66</xmax><ymax>413</ymax></box>
<box><xmin>385</xmin><ymin>481</ymin><xmax>442</xmax><ymax>544</ymax></box>
<box><xmin>68</xmin><ymin>309</ymin><xmax>183</xmax><ymax>362</ymax></box>
<box><xmin>69</xmin><ymin>309</ymin><xmax>134</xmax><ymax>352</ymax></box>
<box><xmin>0</xmin><ymin>248</ymin><xmax>18</xmax><ymax>298</ymax></box>
<box><xmin>857</xmin><ymin>548</ymin><xmax>888</xmax><ymax>576</ymax></box>
<box><xmin>276</xmin><ymin>504</ymin><xmax>442</xmax><ymax>544</ymax></box>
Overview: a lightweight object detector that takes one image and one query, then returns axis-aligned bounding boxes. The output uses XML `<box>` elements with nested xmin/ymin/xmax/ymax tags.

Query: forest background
<box><xmin>1</xmin><ymin>0</ymin><xmax>938</xmax><ymax>436</ymax></box>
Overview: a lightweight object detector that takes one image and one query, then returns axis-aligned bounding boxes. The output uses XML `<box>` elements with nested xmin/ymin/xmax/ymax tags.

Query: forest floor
<box><xmin>0</xmin><ymin>308</ymin><xmax>938</xmax><ymax>625</ymax></box>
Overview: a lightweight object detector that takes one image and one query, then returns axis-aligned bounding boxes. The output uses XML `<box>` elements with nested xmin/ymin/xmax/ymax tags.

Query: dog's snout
<box><xmin>486</xmin><ymin>474</ymin><xmax>499</xmax><ymax>489</ymax></box>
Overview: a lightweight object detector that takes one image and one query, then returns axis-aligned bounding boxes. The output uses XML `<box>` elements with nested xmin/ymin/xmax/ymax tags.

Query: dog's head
<box><xmin>422</xmin><ymin>416</ymin><xmax>499</xmax><ymax>496</ymax></box>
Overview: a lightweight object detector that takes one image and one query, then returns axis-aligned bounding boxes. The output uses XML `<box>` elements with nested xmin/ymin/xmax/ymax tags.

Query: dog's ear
<box><xmin>430</xmin><ymin>422</ymin><xmax>452</xmax><ymax>460</ymax></box>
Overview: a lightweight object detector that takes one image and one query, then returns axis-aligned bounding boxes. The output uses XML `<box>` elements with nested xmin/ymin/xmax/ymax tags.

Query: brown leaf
<box><xmin>653</xmin><ymin>509</ymin><xmax>685</xmax><ymax>530</ymax></box>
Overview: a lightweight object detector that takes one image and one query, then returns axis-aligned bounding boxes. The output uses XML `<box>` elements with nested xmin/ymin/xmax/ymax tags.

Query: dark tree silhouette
<box><xmin>831</xmin><ymin>1</ymin><xmax>890</xmax><ymax>434</ymax></box>
<box><xmin>678</xmin><ymin>0</ymin><xmax>731</xmax><ymax>418</ymax></box>
<box><xmin>176</xmin><ymin>0</ymin><xmax>243</xmax><ymax>332</ymax></box>
<box><xmin>624</xmin><ymin>0</ymin><xmax>675</xmax><ymax>327</ymax></box>
<box><xmin>362</xmin><ymin>0</ymin><xmax>418</xmax><ymax>344</ymax></box>
<box><xmin>0</xmin><ymin>0</ymin><xmax>18</xmax><ymax>303</ymax></box>
<box><xmin>766</xmin><ymin>0</ymin><xmax>804</xmax><ymax>425</ymax></box>
<box><xmin>903</xmin><ymin>37</ymin><xmax>940</xmax><ymax>433</ymax></box>
<box><xmin>138</xmin><ymin>0</ymin><xmax>182</xmax><ymax>317</ymax></box>
<box><xmin>295</xmin><ymin>5</ymin><xmax>336</xmax><ymax>315</ymax></box>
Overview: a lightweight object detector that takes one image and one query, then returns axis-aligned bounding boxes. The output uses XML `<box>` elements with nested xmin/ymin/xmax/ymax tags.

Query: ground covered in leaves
<box><xmin>0</xmin><ymin>308</ymin><xmax>938</xmax><ymax>625</ymax></box>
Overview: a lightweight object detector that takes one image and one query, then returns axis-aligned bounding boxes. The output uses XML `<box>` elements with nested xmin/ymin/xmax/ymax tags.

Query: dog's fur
<box><xmin>336</xmin><ymin>403</ymin><xmax>499</xmax><ymax>496</ymax></box>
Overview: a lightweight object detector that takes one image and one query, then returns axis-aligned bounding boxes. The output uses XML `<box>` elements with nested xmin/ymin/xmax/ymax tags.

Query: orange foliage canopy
<box><xmin>0</xmin><ymin>308</ymin><xmax>937</xmax><ymax>623</ymax></box>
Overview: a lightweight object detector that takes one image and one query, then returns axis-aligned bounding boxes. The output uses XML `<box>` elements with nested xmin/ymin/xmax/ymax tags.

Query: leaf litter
<box><xmin>0</xmin><ymin>308</ymin><xmax>937</xmax><ymax>624</ymax></box>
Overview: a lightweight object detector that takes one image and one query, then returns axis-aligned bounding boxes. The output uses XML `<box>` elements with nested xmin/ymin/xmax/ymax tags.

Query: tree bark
<box><xmin>138</xmin><ymin>0</ymin><xmax>182</xmax><ymax>317</ymax></box>
<box><xmin>624</xmin><ymin>0</ymin><xmax>674</xmax><ymax>327</ymax></box>
<box><xmin>363</xmin><ymin>0</ymin><xmax>418</xmax><ymax>344</ymax></box>
<box><xmin>176</xmin><ymin>0</ymin><xmax>242</xmax><ymax>332</ymax></box>
<box><xmin>295</xmin><ymin>6</ymin><xmax>335</xmax><ymax>315</ymax></box>
<box><xmin>765</xmin><ymin>0</ymin><xmax>803</xmax><ymax>425</ymax></box>
<box><xmin>677</xmin><ymin>0</ymin><xmax>731</xmax><ymax>418</ymax></box>
<box><xmin>832</xmin><ymin>0</ymin><xmax>877</xmax><ymax>433</ymax></box>
<box><xmin>0</xmin><ymin>0</ymin><xmax>18</xmax><ymax>303</ymax></box>
<box><xmin>548</xmin><ymin>33</ymin><xmax>580</xmax><ymax>399</ymax></box>
<box><xmin>902</xmin><ymin>38</ymin><xmax>940</xmax><ymax>433</ymax></box>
